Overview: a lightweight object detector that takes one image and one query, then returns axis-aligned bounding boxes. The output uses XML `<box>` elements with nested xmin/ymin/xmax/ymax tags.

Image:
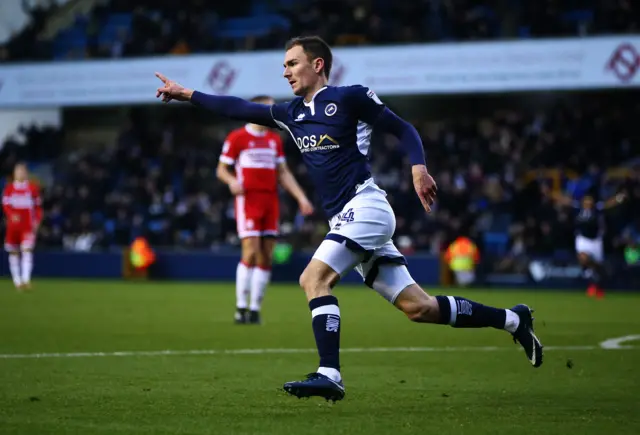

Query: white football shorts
<box><xmin>312</xmin><ymin>179</ymin><xmax>415</xmax><ymax>303</ymax></box>
<box><xmin>575</xmin><ymin>235</ymin><xmax>603</xmax><ymax>263</ymax></box>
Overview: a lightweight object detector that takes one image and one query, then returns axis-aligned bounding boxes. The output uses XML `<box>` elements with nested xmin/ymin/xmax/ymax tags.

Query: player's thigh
<box><xmin>310</xmin><ymin>189</ymin><xmax>396</xmax><ymax>293</ymax></box>
<box><xmin>590</xmin><ymin>238</ymin><xmax>604</xmax><ymax>262</ymax></box>
<box><xmin>20</xmin><ymin>230</ymin><xmax>36</xmax><ymax>252</ymax></box>
<box><xmin>240</xmin><ymin>236</ymin><xmax>260</xmax><ymax>264</ymax></box>
<box><xmin>356</xmin><ymin>240</ymin><xmax>416</xmax><ymax>304</ymax></box>
<box><xmin>236</xmin><ymin>194</ymin><xmax>261</xmax><ymax>239</ymax></box>
<box><xmin>257</xmin><ymin>236</ymin><xmax>277</xmax><ymax>266</ymax></box>
<box><xmin>324</xmin><ymin>189</ymin><xmax>396</xmax><ymax>258</ymax></box>
<box><xmin>312</xmin><ymin>236</ymin><xmax>365</xmax><ymax>278</ymax></box>
<box><xmin>4</xmin><ymin>228</ymin><xmax>21</xmax><ymax>253</ymax></box>
<box><xmin>261</xmin><ymin>196</ymin><xmax>279</xmax><ymax>239</ymax></box>
<box><xmin>575</xmin><ymin>236</ymin><xmax>603</xmax><ymax>263</ymax></box>
<box><xmin>299</xmin><ymin>258</ymin><xmax>343</xmax><ymax>301</ymax></box>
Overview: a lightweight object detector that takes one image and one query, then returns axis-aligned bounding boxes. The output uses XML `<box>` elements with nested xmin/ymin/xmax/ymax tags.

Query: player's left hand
<box><xmin>298</xmin><ymin>198</ymin><xmax>314</xmax><ymax>216</ymax></box>
<box><xmin>412</xmin><ymin>165</ymin><xmax>437</xmax><ymax>213</ymax></box>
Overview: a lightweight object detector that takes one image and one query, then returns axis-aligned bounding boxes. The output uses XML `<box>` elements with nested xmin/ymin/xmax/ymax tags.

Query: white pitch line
<box><xmin>0</xmin><ymin>344</ymin><xmax>632</xmax><ymax>360</ymax></box>
<box><xmin>599</xmin><ymin>335</ymin><xmax>640</xmax><ymax>349</ymax></box>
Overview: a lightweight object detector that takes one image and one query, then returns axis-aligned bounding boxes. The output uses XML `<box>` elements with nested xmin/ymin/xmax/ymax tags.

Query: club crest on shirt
<box><xmin>325</xmin><ymin>103</ymin><xmax>338</xmax><ymax>117</ymax></box>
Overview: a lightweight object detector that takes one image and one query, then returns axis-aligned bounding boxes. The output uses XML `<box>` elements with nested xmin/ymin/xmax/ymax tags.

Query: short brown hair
<box><xmin>285</xmin><ymin>36</ymin><xmax>333</xmax><ymax>79</ymax></box>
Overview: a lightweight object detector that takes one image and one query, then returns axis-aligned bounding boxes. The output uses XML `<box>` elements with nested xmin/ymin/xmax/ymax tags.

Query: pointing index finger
<box><xmin>155</xmin><ymin>72</ymin><xmax>168</xmax><ymax>83</ymax></box>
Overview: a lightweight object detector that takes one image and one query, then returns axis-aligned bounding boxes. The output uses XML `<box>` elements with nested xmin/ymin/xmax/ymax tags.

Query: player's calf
<box><xmin>394</xmin><ymin>284</ymin><xmax>519</xmax><ymax>330</ymax></box>
<box><xmin>283</xmin><ymin>259</ymin><xmax>344</xmax><ymax>399</ymax></box>
<box><xmin>394</xmin><ymin>286</ymin><xmax>441</xmax><ymax>323</ymax></box>
<box><xmin>20</xmin><ymin>249</ymin><xmax>34</xmax><ymax>288</ymax></box>
<box><xmin>7</xmin><ymin>251</ymin><xmax>23</xmax><ymax>289</ymax></box>
<box><xmin>235</xmin><ymin>239</ymin><xmax>259</xmax><ymax>324</ymax></box>
<box><xmin>247</xmin><ymin>242</ymin><xmax>274</xmax><ymax>323</ymax></box>
<box><xmin>578</xmin><ymin>252</ymin><xmax>605</xmax><ymax>296</ymax></box>
<box><xmin>389</xmin><ymin>277</ymin><xmax>543</xmax><ymax>367</ymax></box>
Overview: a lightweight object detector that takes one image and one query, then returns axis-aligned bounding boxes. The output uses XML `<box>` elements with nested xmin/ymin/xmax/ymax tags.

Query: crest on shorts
<box><xmin>324</xmin><ymin>103</ymin><xmax>338</xmax><ymax>117</ymax></box>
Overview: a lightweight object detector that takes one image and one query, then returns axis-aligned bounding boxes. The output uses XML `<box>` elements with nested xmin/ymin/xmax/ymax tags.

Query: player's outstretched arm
<box><xmin>155</xmin><ymin>72</ymin><xmax>277</xmax><ymax>128</ymax></box>
<box><xmin>602</xmin><ymin>192</ymin><xmax>626</xmax><ymax>209</ymax></box>
<box><xmin>548</xmin><ymin>190</ymin><xmax>574</xmax><ymax>207</ymax></box>
<box><xmin>375</xmin><ymin>108</ymin><xmax>437</xmax><ymax>212</ymax></box>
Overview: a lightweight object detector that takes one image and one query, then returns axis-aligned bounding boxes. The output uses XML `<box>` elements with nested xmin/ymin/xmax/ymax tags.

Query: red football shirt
<box><xmin>2</xmin><ymin>180</ymin><xmax>42</xmax><ymax>231</ymax></box>
<box><xmin>219</xmin><ymin>125</ymin><xmax>285</xmax><ymax>193</ymax></box>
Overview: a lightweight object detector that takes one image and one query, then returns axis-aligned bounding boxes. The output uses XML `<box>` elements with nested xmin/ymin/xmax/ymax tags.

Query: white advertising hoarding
<box><xmin>0</xmin><ymin>36</ymin><xmax>637</xmax><ymax>108</ymax></box>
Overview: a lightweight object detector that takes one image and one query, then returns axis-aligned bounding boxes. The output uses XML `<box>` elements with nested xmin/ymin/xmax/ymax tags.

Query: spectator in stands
<box><xmin>2</xmin><ymin>0</ymin><xmax>638</xmax><ymax>62</ymax></box>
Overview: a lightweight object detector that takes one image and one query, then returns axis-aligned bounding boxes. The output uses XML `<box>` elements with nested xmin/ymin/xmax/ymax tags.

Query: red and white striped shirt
<box><xmin>219</xmin><ymin>125</ymin><xmax>285</xmax><ymax>193</ymax></box>
<box><xmin>2</xmin><ymin>180</ymin><xmax>42</xmax><ymax>230</ymax></box>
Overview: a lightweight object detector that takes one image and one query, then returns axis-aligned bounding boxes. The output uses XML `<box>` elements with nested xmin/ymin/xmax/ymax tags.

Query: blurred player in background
<box><xmin>217</xmin><ymin>95</ymin><xmax>314</xmax><ymax>324</ymax></box>
<box><xmin>550</xmin><ymin>191</ymin><xmax>626</xmax><ymax>298</ymax></box>
<box><xmin>2</xmin><ymin>163</ymin><xmax>42</xmax><ymax>290</ymax></box>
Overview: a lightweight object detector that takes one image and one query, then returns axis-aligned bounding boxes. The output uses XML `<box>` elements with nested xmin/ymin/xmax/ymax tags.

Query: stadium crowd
<box><xmin>1</xmin><ymin>96</ymin><xmax>638</xmax><ymax>268</ymax></box>
<box><xmin>1</xmin><ymin>0</ymin><xmax>638</xmax><ymax>62</ymax></box>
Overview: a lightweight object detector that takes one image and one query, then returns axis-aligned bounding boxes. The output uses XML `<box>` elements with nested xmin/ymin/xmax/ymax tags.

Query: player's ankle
<box><xmin>504</xmin><ymin>309</ymin><xmax>520</xmax><ymax>333</ymax></box>
<box><xmin>317</xmin><ymin>367</ymin><xmax>341</xmax><ymax>382</ymax></box>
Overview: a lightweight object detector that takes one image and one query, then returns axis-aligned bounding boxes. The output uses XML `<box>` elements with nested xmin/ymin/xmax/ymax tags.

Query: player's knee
<box><xmin>241</xmin><ymin>239</ymin><xmax>260</xmax><ymax>265</ymax></box>
<box><xmin>299</xmin><ymin>268</ymin><xmax>314</xmax><ymax>292</ymax></box>
<box><xmin>577</xmin><ymin>253</ymin><xmax>589</xmax><ymax>265</ymax></box>
<box><xmin>404</xmin><ymin>297</ymin><xmax>440</xmax><ymax>323</ymax></box>
<box><xmin>257</xmin><ymin>249</ymin><xmax>273</xmax><ymax>269</ymax></box>
<box><xmin>241</xmin><ymin>249</ymin><xmax>257</xmax><ymax>266</ymax></box>
<box><xmin>299</xmin><ymin>261</ymin><xmax>339</xmax><ymax>299</ymax></box>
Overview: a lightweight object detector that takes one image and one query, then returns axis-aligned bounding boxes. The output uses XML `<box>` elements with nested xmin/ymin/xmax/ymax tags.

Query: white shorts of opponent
<box><xmin>454</xmin><ymin>270</ymin><xmax>476</xmax><ymax>286</ymax></box>
<box><xmin>575</xmin><ymin>235</ymin><xmax>603</xmax><ymax>263</ymax></box>
<box><xmin>312</xmin><ymin>178</ymin><xmax>415</xmax><ymax>304</ymax></box>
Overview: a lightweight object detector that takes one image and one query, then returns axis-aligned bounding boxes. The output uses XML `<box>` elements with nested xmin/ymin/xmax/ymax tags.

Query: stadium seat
<box><xmin>483</xmin><ymin>232</ymin><xmax>510</xmax><ymax>256</ymax></box>
<box><xmin>97</xmin><ymin>13</ymin><xmax>133</xmax><ymax>47</ymax></box>
<box><xmin>216</xmin><ymin>14</ymin><xmax>290</xmax><ymax>39</ymax></box>
<box><xmin>250</xmin><ymin>0</ymin><xmax>269</xmax><ymax>16</ymax></box>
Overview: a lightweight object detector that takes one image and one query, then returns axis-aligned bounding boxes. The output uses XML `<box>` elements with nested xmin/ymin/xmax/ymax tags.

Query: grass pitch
<box><xmin>0</xmin><ymin>280</ymin><xmax>639</xmax><ymax>435</ymax></box>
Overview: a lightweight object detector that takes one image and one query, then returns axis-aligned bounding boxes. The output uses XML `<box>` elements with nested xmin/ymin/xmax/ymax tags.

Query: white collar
<box><xmin>244</xmin><ymin>124</ymin><xmax>267</xmax><ymax>137</ymax></box>
<box><xmin>303</xmin><ymin>86</ymin><xmax>328</xmax><ymax>116</ymax></box>
<box><xmin>13</xmin><ymin>180</ymin><xmax>28</xmax><ymax>188</ymax></box>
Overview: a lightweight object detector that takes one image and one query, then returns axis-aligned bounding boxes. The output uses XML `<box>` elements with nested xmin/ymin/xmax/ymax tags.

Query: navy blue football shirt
<box><xmin>270</xmin><ymin>85</ymin><xmax>386</xmax><ymax>217</ymax></box>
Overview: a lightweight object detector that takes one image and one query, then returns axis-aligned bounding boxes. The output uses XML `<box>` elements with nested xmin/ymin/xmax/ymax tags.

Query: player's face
<box><xmin>283</xmin><ymin>45</ymin><xmax>317</xmax><ymax>96</ymax></box>
<box><xmin>583</xmin><ymin>197</ymin><xmax>594</xmax><ymax>209</ymax></box>
<box><xmin>13</xmin><ymin>165</ymin><xmax>27</xmax><ymax>181</ymax></box>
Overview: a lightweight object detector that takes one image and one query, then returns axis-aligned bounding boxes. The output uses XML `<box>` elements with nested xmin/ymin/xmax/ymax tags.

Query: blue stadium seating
<box><xmin>483</xmin><ymin>232</ymin><xmax>510</xmax><ymax>256</ymax></box>
<box><xmin>53</xmin><ymin>15</ymin><xmax>89</xmax><ymax>59</ymax></box>
<box><xmin>97</xmin><ymin>13</ymin><xmax>133</xmax><ymax>47</ymax></box>
<box><xmin>216</xmin><ymin>14</ymin><xmax>290</xmax><ymax>39</ymax></box>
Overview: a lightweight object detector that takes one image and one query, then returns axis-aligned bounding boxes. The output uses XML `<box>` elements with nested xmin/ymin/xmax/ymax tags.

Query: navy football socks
<box><xmin>309</xmin><ymin>295</ymin><xmax>341</xmax><ymax>374</ymax></box>
<box><xmin>435</xmin><ymin>295</ymin><xmax>506</xmax><ymax>329</ymax></box>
